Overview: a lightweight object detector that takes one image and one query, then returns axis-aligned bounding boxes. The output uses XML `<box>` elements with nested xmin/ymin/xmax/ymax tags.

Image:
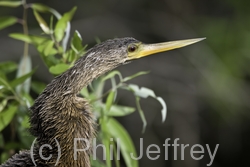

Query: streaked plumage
<box><xmin>1</xmin><ymin>37</ymin><xmax>203</xmax><ymax>167</ymax></box>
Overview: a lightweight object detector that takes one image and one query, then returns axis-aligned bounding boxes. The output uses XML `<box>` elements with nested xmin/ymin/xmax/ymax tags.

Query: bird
<box><xmin>1</xmin><ymin>37</ymin><xmax>204</xmax><ymax>167</ymax></box>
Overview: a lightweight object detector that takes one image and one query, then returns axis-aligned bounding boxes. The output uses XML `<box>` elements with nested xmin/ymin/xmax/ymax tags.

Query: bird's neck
<box><xmin>30</xmin><ymin>56</ymin><xmax>102</xmax><ymax>166</ymax></box>
<box><xmin>51</xmin><ymin>54</ymin><xmax>116</xmax><ymax>96</ymax></box>
<box><xmin>30</xmin><ymin>54</ymin><xmax>119</xmax><ymax>166</ymax></box>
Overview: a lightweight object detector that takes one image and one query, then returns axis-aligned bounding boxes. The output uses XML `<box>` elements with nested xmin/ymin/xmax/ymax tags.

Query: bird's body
<box><xmin>1</xmin><ymin>37</ymin><xmax>203</xmax><ymax>167</ymax></box>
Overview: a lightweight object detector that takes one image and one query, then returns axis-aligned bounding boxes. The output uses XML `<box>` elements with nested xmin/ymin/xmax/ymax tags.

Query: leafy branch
<box><xmin>0</xmin><ymin>2</ymin><xmax>167</xmax><ymax>167</ymax></box>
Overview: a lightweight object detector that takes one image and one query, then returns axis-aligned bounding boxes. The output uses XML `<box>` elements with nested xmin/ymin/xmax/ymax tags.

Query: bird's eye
<box><xmin>128</xmin><ymin>44</ymin><xmax>138</xmax><ymax>53</ymax></box>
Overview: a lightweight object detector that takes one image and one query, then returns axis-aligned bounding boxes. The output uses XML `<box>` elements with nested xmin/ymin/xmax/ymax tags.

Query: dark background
<box><xmin>1</xmin><ymin>0</ymin><xmax>250</xmax><ymax>167</ymax></box>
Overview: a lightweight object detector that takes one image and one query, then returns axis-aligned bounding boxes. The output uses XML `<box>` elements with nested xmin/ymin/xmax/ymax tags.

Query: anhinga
<box><xmin>1</xmin><ymin>37</ymin><xmax>204</xmax><ymax>167</ymax></box>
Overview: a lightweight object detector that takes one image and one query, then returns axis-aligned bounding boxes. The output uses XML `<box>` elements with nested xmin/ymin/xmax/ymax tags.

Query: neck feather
<box><xmin>29</xmin><ymin>54</ymin><xmax>115</xmax><ymax>166</ymax></box>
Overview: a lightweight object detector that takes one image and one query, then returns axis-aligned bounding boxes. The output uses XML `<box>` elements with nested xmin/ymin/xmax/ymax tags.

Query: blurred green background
<box><xmin>1</xmin><ymin>0</ymin><xmax>250</xmax><ymax>167</ymax></box>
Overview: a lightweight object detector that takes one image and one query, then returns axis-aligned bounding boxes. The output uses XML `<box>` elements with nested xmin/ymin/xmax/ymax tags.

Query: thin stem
<box><xmin>50</xmin><ymin>33</ymin><xmax>62</xmax><ymax>54</ymax></box>
<box><xmin>113</xmin><ymin>142</ymin><xmax>120</xmax><ymax>167</ymax></box>
<box><xmin>135</xmin><ymin>96</ymin><xmax>146</xmax><ymax>133</ymax></box>
<box><xmin>22</xmin><ymin>0</ymin><xmax>29</xmax><ymax>57</ymax></box>
<box><xmin>49</xmin><ymin>15</ymin><xmax>61</xmax><ymax>53</ymax></box>
<box><xmin>90</xmin><ymin>82</ymin><xmax>126</xmax><ymax>103</ymax></box>
<box><xmin>0</xmin><ymin>78</ymin><xmax>18</xmax><ymax>99</ymax></box>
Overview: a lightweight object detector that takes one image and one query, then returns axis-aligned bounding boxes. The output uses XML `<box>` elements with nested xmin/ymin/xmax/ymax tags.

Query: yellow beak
<box><xmin>129</xmin><ymin>38</ymin><xmax>205</xmax><ymax>60</ymax></box>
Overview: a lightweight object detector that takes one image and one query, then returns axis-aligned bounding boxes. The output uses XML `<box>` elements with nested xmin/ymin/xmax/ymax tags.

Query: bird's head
<box><xmin>85</xmin><ymin>37</ymin><xmax>204</xmax><ymax>65</ymax></box>
<box><xmin>59</xmin><ymin>37</ymin><xmax>205</xmax><ymax>93</ymax></box>
<box><xmin>75</xmin><ymin>37</ymin><xmax>204</xmax><ymax>82</ymax></box>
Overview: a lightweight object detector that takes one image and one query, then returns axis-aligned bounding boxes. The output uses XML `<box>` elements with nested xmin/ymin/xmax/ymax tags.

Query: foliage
<box><xmin>0</xmin><ymin>1</ymin><xmax>166</xmax><ymax>166</ymax></box>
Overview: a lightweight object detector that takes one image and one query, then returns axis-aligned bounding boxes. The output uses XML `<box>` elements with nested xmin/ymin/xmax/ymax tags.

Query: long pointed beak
<box><xmin>129</xmin><ymin>38</ymin><xmax>205</xmax><ymax>59</ymax></box>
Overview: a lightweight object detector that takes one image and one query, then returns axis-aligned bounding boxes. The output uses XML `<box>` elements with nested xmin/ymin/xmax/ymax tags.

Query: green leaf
<box><xmin>80</xmin><ymin>87</ymin><xmax>89</xmax><ymax>98</ymax></box>
<box><xmin>0</xmin><ymin>86</ymin><xmax>4</xmax><ymax>91</ymax></box>
<box><xmin>128</xmin><ymin>84</ymin><xmax>155</xmax><ymax>98</ymax></box>
<box><xmin>20</xmin><ymin>115</ymin><xmax>30</xmax><ymax>128</ymax></box>
<box><xmin>95</xmin><ymin>37</ymin><xmax>101</xmax><ymax>44</ymax></box>
<box><xmin>22</xmin><ymin>93</ymin><xmax>34</xmax><ymax>108</ymax></box>
<box><xmin>0</xmin><ymin>1</ymin><xmax>22</xmax><ymax>7</ymax></box>
<box><xmin>107</xmin><ymin>105</ymin><xmax>135</xmax><ymax>117</ymax></box>
<box><xmin>10</xmin><ymin>68</ymin><xmax>36</xmax><ymax>89</ymax></box>
<box><xmin>135</xmin><ymin>96</ymin><xmax>147</xmax><ymax>132</ymax></box>
<box><xmin>105</xmin><ymin>90</ymin><xmax>115</xmax><ymax>111</ymax></box>
<box><xmin>90</xmin><ymin>158</ymin><xmax>106</xmax><ymax>167</ymax></box>
<box><xmin>30</xmin><ymin>3</ymin><xmax>50</xmax><ymax>12</ymax></box>
<box><xmin>0</xmin><ymin>77</ymin><xmax>13</xmax><ymax>92</ymax></box>
<box><xmin>33</xmin><ymin>10</ymin><xmax>50</xmax><ymax>34</ymax></box>
<box><xmin>31</xmin><ymin>3</ymin><xmax>61</xmax><ymax>19</ymax></box>
<box><xmin>0</xmin><ymin>61</ymin><xmax>17</xmax><ymax>73</ymax></box>
<box><xmin>67</xmin><ymin>50</ymin><xmax>77</xmax><ymax>63</ymax></box>
<box><xmin>54</xmin><ymin>6</ymin><xmax>77</xmax><ymax>42</ymax></box>
<box><xmin>0</xmin><ymin>84</ymin><xmax>4</xmax><ymax>90</ymax></box>
<box><xmin>49</xmin><ymin>15</ymin><xmax>54</xmax><ymax>30</ymax></box>
<box><xmin>102</xmin><ymin>134</ymin><xmax>111</xmax><ymax>167</ymax></box>
<box><xmin>36</xmin><ymin>40</ymin><xmax>57</xmax><ymax>57</ymax></box>
<box><xmin>71</xmin><ymin>30</ymin><xmax>83</xmax><ymax>53</ymax></box>
<box><xmin>43</xmin><ymin>40</ymin><xmax>55</xmax><ymax>56</ymax></box>
<box><xmin>92</xmin><ymin>78</ymin><xmax>105</xmax><ymax>98</ymax></box>
<box><xmin>156</xmin><ymin>97</ymin><xmax>167</xmax><ymax>122</ymax></box>
<box><xmin>30</xmin><ymin>3</ymin><xmax>52</xmax><ymax>12</ymax></box>
<box><xmin>16</xmin><ymin>55</ymin><xmax>32</xmax><ymax>94</ymax></box>
<box><xmin>0</xmin><ymin>16</ymin><xmax>17</xmax><ymax>30</ymax></box>
<box><xmin>18</xmin><ymin>118</ymin><xmax>35</xmax><ymax>148</ymax></box>
<box><xmin>9</xmin><ymin>33</ymin><xmax>48</xmax><ymax>45</ymax></box>
<box><xmin>0</xmin><ymin>133</ymin><xmax>4</xmax><ymax>147</ymax></box>
<box><xmin>61</xmin><ymin>6</ymin><xmax>77</xmax><ymax>23</ymax></box>
<box><xmin>128</xmin><ymin>84</ymin><xmax>167</xmax><ymax>122</ymax></box>
<box><xmin>49</xmin><ymin>63</ymin><xmax>70</xmax><ymax>75</ymax></box>
<box><xmin>31</xmin><ymin>81</ymin><xmax>46</xmax><ymax>94</ymax></box>
<box><xmin>0</xmin><ymin>73</ymin><xmax>7</xmax><ymax>87</ymax></box>
<box><xmin>101</xmin><ymin>70</ymin><xmax>122</xmax><ymax>82</ymax></box>
<box><xmin>0</xmin><ymin>104</ymin><xmax>17</xmax><ymax>132</ymax></box>
<box><xmin>99</xmin><ymin>118</ymin><xmax>111</xmax><ymax>167</ymax></box>
<box><xmin>106</xmin><ymin>118</ymin><xmax>138</xmax><ymax>167</ymax></box>
<box><xmin>123</xmin><ymin>71</ymin><xmax>149</xmax><ymax>82</ymax></box>
<box><xmin>0</xmin><ymin>99</ymin><xmax>7</xmax><ymax>112</ymax></box>
<box><xmin>102</xmin><ymin>135</ymin><xmax>111</xmax><ymax>167</ymax></box>
<box><xmin>1</xmin><ymin>152</ymin><xmax>9</xmax><ymax>164</ymax></box>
